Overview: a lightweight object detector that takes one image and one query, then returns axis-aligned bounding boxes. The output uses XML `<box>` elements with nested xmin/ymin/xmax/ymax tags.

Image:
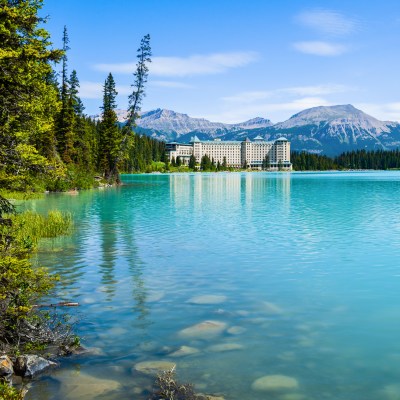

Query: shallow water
<box><xmin>24</xmin><ymin>171</ymin><xmax>400</xmax><ymax>400</ymax></box>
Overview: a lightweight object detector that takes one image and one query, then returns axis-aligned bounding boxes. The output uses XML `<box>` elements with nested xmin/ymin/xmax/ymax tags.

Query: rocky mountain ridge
<box><xmin>93</xmin><ymin>105</ymin><xmax>400</xmax><ymax>156</ymax></box>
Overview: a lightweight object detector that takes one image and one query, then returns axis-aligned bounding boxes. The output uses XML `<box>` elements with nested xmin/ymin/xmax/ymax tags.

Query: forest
<box><xmin>0</xmin><ymin>0</ymin><xmax>164</xmax><ymax>198</ymax></box>
<box><xmin>291</xmin><ymin>149</ymin><xmax>400</xmax><ymax>171</ymax></box>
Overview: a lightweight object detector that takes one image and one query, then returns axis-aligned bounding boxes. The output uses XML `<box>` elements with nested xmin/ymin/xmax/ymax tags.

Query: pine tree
<box><xmin>189</xmin><ymin>154</ymin><xmax>196</xmax><ymax>170</ymax></box>
<box><xmin>56</xmin><ymin>26</ymin><xmax>75</xmax><ymax>163</ymax></box>
<box><xmin>119</xmin><ymin>35</ymin><xmax>152</xmax><ymax>166</ymax></box>
<box><xmin>262</xmin><ymin>154</ymin><xmax>269</xmax><ymax>170</ymax></box>
<box><xmin>98</xmin><ymin>73</ymin><xmax>121</xmax><ymax>182</ymax></box>
<box><xmin>0</xmin><ymin>0</ymin><xmax>63</xmax><ymax>190</ymax></box>
<box><xmin>222</xmin><ymin>156</ymin><xmax>227</xmax><ymax>170</ymax></box>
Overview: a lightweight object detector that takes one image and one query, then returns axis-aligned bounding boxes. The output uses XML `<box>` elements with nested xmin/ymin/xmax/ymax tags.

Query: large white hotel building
<box><xmin>166</xmin><ymin>135</ymin><xmax>291</xmax><ymax>170</ymax></box>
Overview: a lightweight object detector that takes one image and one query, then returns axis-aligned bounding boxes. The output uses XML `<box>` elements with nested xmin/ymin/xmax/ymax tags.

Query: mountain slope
<box><xmin>271</xmin><ymin>105</ymin><xmax>400</xmax><ymax>155</ymax></box>
<box><xmin>94</xmin><ymin>105</ymin><xmax>400</xmax><ymax>155</ymax></box>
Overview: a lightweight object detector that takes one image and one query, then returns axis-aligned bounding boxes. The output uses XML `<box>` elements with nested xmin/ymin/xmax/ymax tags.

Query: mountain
<box><xmin>92</xmin><ymin>105</ymin><xmax>400</xmax><ymax>155</ymax></box>
<box><xmin>136</xmin><ymin>108</ymin><xmax>273</xmax><ymax>141</ymax></box>
<box><xmin>269</xmin><ymin>105</ymin><xmax>400</xmax><ymax>155</ymax></box>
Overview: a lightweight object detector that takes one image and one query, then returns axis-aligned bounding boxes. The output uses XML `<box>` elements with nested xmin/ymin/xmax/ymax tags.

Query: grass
<box><xmin>10</xmin><ymin>210</ymin><xmax>74</xmax><ymax>248</ymax></box>
<box><xmin>0</xmin><ymin>190</ymin><xmax>44</xmax><ymax>200</ymax></box>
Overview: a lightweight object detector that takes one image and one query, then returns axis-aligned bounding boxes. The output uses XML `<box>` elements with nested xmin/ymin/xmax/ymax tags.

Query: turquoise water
<box><xmin>25</xmin><ymin>172</ymin><xmax>400</xmax><ymax>400</ymax></box>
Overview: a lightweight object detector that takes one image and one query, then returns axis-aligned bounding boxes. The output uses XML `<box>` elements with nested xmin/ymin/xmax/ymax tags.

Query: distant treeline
<box><xmin>291</xmin><ymin>149</ymin><xmax>400</xmax><ymax>170</ymax></box>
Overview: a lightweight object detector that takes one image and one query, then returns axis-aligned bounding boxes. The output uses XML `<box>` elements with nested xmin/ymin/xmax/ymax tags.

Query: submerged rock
<box><xmin>133</xmin><ymin>360</ymin><xmax>176</xmax><ymax>376</ymax></box>
<box><xmin>251</xmin><ymin>374</ymin><xmax>299</xmax><ymax>391</ymax></box>
<box><xmin>207</xmin><ymin>343</ymin><xmax>243</xmax><ymax>352</ymax></box>
<box><xmin>169</xmin><ymin>346</ymin><xmax>200</xmax><ymax>357</ymax></box>
<box><xmin>227</xmin><ymin>326</ymin><xmax>246</xmax><ymax>335</ymax></box>
<box><xmin>188</xmin><ymin>295</ymin><xmax>227</xmax><ymax>305</ymax></box>
<box><xmin>178</xmin><ymin>321</ymin><xmax>227</xmax><ymax>339</ymax></box>
<box><xmin>56</xmin><ymin>370</ymin><xmax>121</xmax><ymax>399</ymax></box>
<box><xmin>14</xmin><ymin>355</ymin><xmax>57</xmax><ymax>378</ymax></box>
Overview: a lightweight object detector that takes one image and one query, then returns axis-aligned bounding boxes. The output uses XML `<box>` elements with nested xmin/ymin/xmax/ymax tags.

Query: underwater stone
<box><xmin>178</xmin><ymin>320</ymin><xmax>227</xmax><ymax>339</ymax></box>
<box><xmin>133</xmin><ymin>360</ymin><xmax>176</xmax><ymax>376</ymax></box>
<box><xmin>57</xmin><ymin>371</ymin><xmax>121</xmax><ymax>399</ymax></box>
<box><xmin>207</xmin><ymin>343</ymin><xmax>243</xmax><ymax>352</ymax></box>
<box><xmin>169</xmin><ymin>346</ymin><xmax>200</xmax><ymax>357</ymax></box>
<box><xmin>251</xmin><ymin>374</ymin><xmax>299</xmax><ymax>391</ymax></box>
<box><xmin>227</xmin><ymin>326</ymin><xmax>246</xmax><ymax>335</ymax></box>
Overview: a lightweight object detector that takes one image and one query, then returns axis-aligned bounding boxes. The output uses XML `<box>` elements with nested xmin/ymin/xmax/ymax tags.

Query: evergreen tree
<box><xmin>176</xmin><ymin>156</ymin><xmax>182</xmax><ymax>167</ymax></box>
<box><xmin>262</xmin><ymin>154</ymin><xmax>270</xmax><ymax>170</ymax></box>
<box><xmin>56</xmin><ymin>26</ymin><xmax>75</xmax><ymax>163</ymax></box>
<box><xmin>117</xmin><ymin>34</ymin><xmax>152</xmax><ymax>174</ymax></box>
<box><xmin>0</xmin><ymin>0</ymin><xmax>63</xmax><ymax>191</ymax></box>
<box><xmin>200</xmin><ymin>154</ymin><xmax>212</xmax><ymax>171</ymax></box>
<box><xmin>222</xmin><ymin>156</ymin><xmax>227</xmax><ymax>170</ymax></box>
<box><xmin>98</xmin><ymin>73</ymin><xmax>120</xmax><ymax>182</ymax></box>
<box><xmin>189</xmin><ymin>154</ymin><xmax>196</xmax><ymax>170</ymax></box>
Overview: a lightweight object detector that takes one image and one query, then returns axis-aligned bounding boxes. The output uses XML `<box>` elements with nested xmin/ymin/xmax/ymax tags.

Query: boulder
<box><xmin>169</xmin><ymin>346</ymin><xmax>200</xmax><ymax>357</ymax></box>
<box><xmin>133</xmin><ymin>360</ymin><xmax>176</xmax><ymax>376</ymax></box>
<box><xmin>227</xmin><ymin>326</ymin><xmax>246</xmax><ymax>335</ymax></box>
<box><xmin>56</xmin><ymin>370</ymin><xmax>121</xmax><ymax>399</ymax></box>
<box><xmin>178</xmin><ymin>321</ymin><xmax>227</xmax><ymax>340</ymax></box>
<box><xmin>14</xmin><ymin>355</ymin><xmax>57</xmax><ymax>378</ymax></box>
<box><xmin>0</xmin><ymin>355</ymin><xmax>14</xmax><ymax>378</ymax></box>
<box><xmin>251</xmin><ymin>374</ymin><xmax>299</xmax><ymax>391</ymax></box>
<box><xmin>207</xmin><ymin>343</ymin><xmax>243</xmax><ymax>352</ymax></box>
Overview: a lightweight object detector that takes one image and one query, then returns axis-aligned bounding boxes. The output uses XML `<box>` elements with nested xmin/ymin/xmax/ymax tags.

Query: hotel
<box><xmin>166</xmin><ymin>136</ymin><xmax>291</xmax><ymax>170</ymax></box>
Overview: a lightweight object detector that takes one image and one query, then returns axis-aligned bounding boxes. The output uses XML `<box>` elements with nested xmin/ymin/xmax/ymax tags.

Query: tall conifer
<box><xmin>99</xmin><ymin>73</ymin><xmax>120</xmax><ymax>182</ymax></box>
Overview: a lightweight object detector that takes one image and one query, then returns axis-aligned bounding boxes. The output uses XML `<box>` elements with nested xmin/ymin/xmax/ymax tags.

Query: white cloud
<box><xmin>79</xmin><ymin>81</ymin><xmax>131</xmax><ymax>99</ymax></box>
<box><xmin>149</xmin><ymin>80</ymin><xmax>193</xmax><ymax>89</ymax></box>
<box><xmin>203</xmin><ymin>97</ymin><xmax>331</xmax><ymax>124</ymax></box>
<box><xmin>293</xmin><ymin>41</ymin><xmax>348</xmax><ymax>56</ymax></box>
<box><xmin>94</xmin><ymin>51</ymin><xmax>259</xmax><ymax>77</ymax></box>
<box><xmin>79</xmin><ymin>82</ymin><xmax>102</xmax><ymax>99</ymax></box>
<box><xmin>222</xmin><ymin>84</ymin><xmax>351</xmax><ymax>104</ymax></box>
<box><xmin>296</xmin><ymin>9</ymin><xmax>359</xmax><ymax>36</ymax></box>
<box><xmin>355</xmin><ymin>102</ymin><xmax>400</xmax><ymax>122</ymax></box>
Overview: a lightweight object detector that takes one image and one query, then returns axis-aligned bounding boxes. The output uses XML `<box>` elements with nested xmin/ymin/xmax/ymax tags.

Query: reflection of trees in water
<box><xmin>122</xmin><ymin>223</ymin><xmax>150</xmax><ymax>329</ymax></box>
<box><xmin>98</xmin><ymin>187</ymin><xmax>150</xmax><ymax>328</ymax></box>
<box><xmin>98</xmin><ymin>221</ymin><xmax>118</xmax><ymax>302</ymax></box>
<box><xmin>30</xmin><ymin>187</ymin><xmax>151</xmax><ymax>327</ymax></box>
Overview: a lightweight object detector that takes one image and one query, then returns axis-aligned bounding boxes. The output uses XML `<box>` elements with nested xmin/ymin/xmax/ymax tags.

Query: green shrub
<box><xmin>0</xmin><ymin>383</ymin><xmax>24</xmax><ymax>400</ymax></box>
<box><xmin>0</xmin><ymin>200</ymin><xmax>75</xmax><ymax>354</ymax></box>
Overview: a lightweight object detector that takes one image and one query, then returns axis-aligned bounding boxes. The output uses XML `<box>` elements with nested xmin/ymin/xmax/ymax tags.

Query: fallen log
<box><xmin>32</xmin><ymin>302</ymin><xmax>79</xmax><ymax>308</ymax></box>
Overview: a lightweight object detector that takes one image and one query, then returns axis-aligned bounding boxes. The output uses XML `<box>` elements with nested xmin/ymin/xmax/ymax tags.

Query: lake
<box><xmin>25</xmin><ymin>171</ymin><xmax>400</xmax><ymax>400</ymax></box>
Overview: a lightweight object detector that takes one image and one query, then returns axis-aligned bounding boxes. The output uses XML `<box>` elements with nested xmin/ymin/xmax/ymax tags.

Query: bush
<box><xmin>0</xmin><ymin>383</ymin><xmax>24</xmax><ymax>400</ymax></box>
<box><xmin>150</xmin><ymin>368</ymin><xmax>196</xmax><ymax>400</ymax></box>
<box><xmin>0</xmin><ymin>200</ymin><xmax>76</xmax><ymax>354</ymax></box>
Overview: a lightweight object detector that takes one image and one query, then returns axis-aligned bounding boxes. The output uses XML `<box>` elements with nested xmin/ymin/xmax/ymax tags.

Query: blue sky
<box><xmin>41</xmin><ymin>0</ymin><xmax>400</xmax><ymax>123</ymax></box>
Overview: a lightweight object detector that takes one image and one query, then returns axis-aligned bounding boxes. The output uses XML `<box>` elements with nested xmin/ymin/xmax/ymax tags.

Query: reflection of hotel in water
<box><xmin>166</xmin><ymin>136</ymin><xmax>292</xmax><ymax>170</ymax></box>
<box><xmin>169</xmin><ymin>173</ymin><xmax>291</xmax><ymax>211</ymax></box>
